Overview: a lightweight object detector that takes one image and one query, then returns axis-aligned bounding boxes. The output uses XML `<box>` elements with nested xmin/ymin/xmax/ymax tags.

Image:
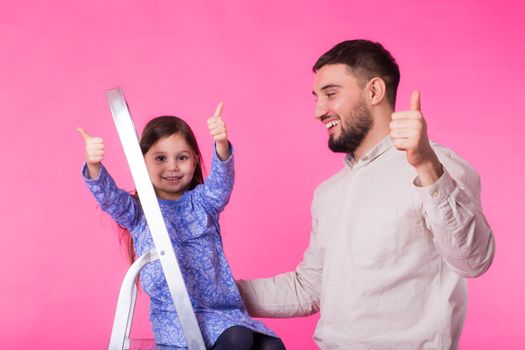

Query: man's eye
<box><xmin>326</xmin><ymin>92</ymin><xmax>336</xmax><ymax>97</ymax></box>
<box><xmin>155</xmin><ymin>156</ymin><xmax>166</xmax><ymax>161</ymax></box>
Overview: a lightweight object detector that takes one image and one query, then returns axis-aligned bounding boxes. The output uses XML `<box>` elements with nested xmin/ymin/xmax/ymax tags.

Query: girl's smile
<box><xmin>162</xmin><ymin>175</ymin><xmax>184</xmax><ymax>182</ymax></box>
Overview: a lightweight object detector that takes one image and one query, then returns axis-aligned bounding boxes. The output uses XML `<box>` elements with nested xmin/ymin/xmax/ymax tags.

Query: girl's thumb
<box><xmin>76</xmin><ymin>127</ymin><xmax>91</xmax><ymax>141</ymax></box>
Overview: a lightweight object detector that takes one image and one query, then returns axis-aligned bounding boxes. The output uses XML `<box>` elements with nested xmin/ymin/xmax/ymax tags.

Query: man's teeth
<box><xmin>325</xmin><ymin>120</ymin><xmax>339</xmax><ymax>129</ymax></box>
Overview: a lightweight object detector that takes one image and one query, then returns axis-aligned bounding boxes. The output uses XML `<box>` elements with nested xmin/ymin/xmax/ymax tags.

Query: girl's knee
<box><xmin>213</xmin><ymin>326</ymin><xmax>253</xmax><ymax>350</ymax></box>
<box><xmin>253</xmin><ymin>333</ymin><xmax>286</xmax><ymax>350</ymax></box>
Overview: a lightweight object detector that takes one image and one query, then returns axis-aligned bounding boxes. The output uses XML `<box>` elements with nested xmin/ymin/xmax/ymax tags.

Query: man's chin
<box><xmin>328</xmin><ymin>137</ymin><xmax>350</xmax><ymax>153</ymax></box>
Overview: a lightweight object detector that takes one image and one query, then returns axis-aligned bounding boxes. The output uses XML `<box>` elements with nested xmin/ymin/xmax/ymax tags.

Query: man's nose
<box><xmin>314</xmin><ymin>100</ymin><xmax>328</xmax><ymax>119</ymax></box>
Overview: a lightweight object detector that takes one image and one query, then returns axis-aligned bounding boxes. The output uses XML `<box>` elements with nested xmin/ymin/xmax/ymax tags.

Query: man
<box><xmin>237</xmin><ymin>40</ymin><xmax>495</xmax><ymax>349</ymax></box>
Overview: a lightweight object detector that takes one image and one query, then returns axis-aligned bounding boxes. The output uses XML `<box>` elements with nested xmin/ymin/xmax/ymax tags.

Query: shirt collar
<box><xmin>344</xmin><ymin>136</ymin><xmax>394</xmax><ymax>170</ymax></box>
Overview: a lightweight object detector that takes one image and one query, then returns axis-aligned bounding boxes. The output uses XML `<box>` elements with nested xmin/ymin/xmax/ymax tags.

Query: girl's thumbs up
<box><xmin>77</xmin><ymin>127</ymin><xmax>104</xmax><ymax>178</ymax></box>
<box><xmin>76</xmin><ymin>127</ymin><xmax>92</xmax><ymax>141</ymax></box>
<box><xmin>213</xmin><ymin>102</ymin><xmax>224</xmax><ymax>118</ymax></box>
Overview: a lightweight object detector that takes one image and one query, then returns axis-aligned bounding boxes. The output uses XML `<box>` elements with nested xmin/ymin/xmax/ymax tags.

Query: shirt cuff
<box><xmin>413</xmin><ymin>166</ymin><xmax>456</xmax><ymax>205</ymax></box>
<box><xmin>213</xmin><ymin>141</ymin><xmax>234</xmax><ymax>163</ymax></box>
<box><xmin>81</xmin><ymin>162</ymin><xmax>105</xmax><ymax>181</ymax></box>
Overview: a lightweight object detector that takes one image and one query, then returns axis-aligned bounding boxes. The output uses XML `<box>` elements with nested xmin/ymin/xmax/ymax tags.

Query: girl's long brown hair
<box><xmin>119</xmin><ymin>116</ymin><xmax>205</xmax><ymax>264</ymax></box>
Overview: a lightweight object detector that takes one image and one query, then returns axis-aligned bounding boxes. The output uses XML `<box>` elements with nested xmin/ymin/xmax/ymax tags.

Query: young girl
<box><xmin>78</xmin><ymin>104</ymin><xmax>285</xmax><ymax>350</ymax></box>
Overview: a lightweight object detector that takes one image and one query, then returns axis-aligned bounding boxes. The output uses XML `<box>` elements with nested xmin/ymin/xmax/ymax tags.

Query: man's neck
<box><xmin>353</xmin><ymin>107</ymin><xmax>392</xmax><ymax>161</ymax></box>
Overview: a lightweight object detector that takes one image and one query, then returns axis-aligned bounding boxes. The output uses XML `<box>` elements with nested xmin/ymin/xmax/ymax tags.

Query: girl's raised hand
<box><xmin>207</xmin><ymin>102</ymin><xmax>230</xmax><ymax>160</ymax></box>
<box><xmin>77</xmin><ymin>127</ymin><xmax>104</xmax><ymax>179</ymax></box>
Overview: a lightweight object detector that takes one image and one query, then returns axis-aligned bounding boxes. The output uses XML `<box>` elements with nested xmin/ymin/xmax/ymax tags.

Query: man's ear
<box><xmin>366</xmin><ymin>77</ymin><xmax>387</xmax><ymax>106</ymax></box>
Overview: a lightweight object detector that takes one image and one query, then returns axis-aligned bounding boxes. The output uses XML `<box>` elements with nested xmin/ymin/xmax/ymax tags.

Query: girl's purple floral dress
<box><xmin>83</xmin><ymin>147</ymin><xmax>276</xmax><ymax>348</ymax></box>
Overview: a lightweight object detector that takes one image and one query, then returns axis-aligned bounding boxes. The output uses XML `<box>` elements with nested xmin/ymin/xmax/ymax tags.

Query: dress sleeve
<box><xmin>82</xmin><ymin>163</ymin><xmax>141</xmax><ymax>230</ymax></box>
<box><xmin>415</xmin><ymin>146</ymin><xmax>495</xmax><ymax>277</ymax></box>
<box><xmin>195</xmin><ymin>142</ymin><xmax>235</xmax><ymax>216</ymax></box>
<box><xmin>237</xmin><ymin>189</ymin><xmax>323</xmax><ymax>317</ymax></box>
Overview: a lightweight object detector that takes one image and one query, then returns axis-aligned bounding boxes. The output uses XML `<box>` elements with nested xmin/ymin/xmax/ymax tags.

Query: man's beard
<box><xmin>328</xmin><ymin>102</ymin><xmax>373</xmax><ymax>154</ymax></box>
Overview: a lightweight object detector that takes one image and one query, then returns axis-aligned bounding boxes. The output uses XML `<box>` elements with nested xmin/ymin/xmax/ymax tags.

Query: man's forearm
<box><xmin>418</xmin><ymin>167</ymin><xmax>495</xmax><ymax>277</ymax></box>
<box><xmin>238</xmin><ymin>270</ymin><xmax>321</xmax><ymax>318</ymax></box>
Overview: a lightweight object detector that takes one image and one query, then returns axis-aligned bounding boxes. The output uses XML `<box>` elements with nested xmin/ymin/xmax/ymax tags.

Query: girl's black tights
<box><xmin>212</xmin><ymin>325</ymin><xmax>286</xmax><ymax>350</ymax></box>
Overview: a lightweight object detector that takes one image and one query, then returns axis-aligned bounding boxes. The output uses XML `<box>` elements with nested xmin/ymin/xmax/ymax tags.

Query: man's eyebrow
<box><xmin>312</xmin><ymin>83</ymin><xmax>342</xmax><ymax>96</ymax></box>
<box><xmin>321</xmin><ymin>83</ymin><xmax>342</xmax><ymax>90</ymax></box>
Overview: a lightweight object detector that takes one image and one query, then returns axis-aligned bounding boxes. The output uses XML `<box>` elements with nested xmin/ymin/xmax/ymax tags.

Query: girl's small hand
<box><xmin>208</xmin><ymin>102</ymin><xmax>227</xmax><ymax>143</ymax></box>
<box><xmin>77</xmin><ymin>127</ymin><xmax>104</xmax><ymax>178</ymax></box>
<box><xmin>207</xmin><ymin>102</ymin><xmax>230</xmax><ymax>160</ymax></box>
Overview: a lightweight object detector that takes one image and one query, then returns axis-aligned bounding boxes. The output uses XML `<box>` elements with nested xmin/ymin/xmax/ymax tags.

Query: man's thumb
<box><xmin>410</xmin><ymin>90</ymin><xmax>421</xmax><ymax>111</ymax></box>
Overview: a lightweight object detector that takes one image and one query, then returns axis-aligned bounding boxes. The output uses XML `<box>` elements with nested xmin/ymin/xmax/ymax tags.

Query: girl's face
<box><xmin>144</xmin><ymin>133</ymin><xmax>197</xmax><ymax>200</ymax></box>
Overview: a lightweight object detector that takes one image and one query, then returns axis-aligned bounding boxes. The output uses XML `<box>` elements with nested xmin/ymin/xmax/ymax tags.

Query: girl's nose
<box><xmin>167</xmin><ymin>159</ymin><xmax>179</xmax><ymax>171</ymax></box>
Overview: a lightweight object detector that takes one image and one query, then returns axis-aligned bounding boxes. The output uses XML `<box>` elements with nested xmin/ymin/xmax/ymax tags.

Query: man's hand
<box><xmin>390</xmin><ymin>91</ymin><xmax>443</xmax><ymax>186</ymax></box>
<box><xmin>207</xmin><ymin>102</ymin><xmax>230</xmax><ymax>160</ymax></box>
<box><xmin>77</xmin><ymin>127</ymin><xmax>104</xmax><ymax>179</ymax></box>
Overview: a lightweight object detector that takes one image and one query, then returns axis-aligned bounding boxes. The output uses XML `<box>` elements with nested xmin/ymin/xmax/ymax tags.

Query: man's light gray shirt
<box><xmin>238</xmin><ymin>136</ymin><xmax>494</xmax><ymax>350</ymax></box>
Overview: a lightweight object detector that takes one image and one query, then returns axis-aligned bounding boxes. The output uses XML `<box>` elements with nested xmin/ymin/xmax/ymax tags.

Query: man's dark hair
<box><xmin>313</xmin><ymin>39</ymin><xmax>400</xmax><ymax>108</ymax></box>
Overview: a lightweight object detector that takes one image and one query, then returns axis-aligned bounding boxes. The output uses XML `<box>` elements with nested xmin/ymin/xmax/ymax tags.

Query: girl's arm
<box><xmin>78</xmin><ymin>127</ymin><xmax>140</xmax><ymax>229</ymax></box>
<box><xmin>198</xmin><ymin>103</ymin><xmax>234</xmax><ymax>214</ymax></box>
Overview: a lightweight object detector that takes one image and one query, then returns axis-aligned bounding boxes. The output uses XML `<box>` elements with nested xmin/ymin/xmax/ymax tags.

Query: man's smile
<box><xmin>320</xmin><ymin>115</ymin><xmax>340</xmax><ymax>130</ymax></box>
<box><xmin>325</xmin><ymin>120</ymin><xmax>339</xmax><ymax>129</ymax></box>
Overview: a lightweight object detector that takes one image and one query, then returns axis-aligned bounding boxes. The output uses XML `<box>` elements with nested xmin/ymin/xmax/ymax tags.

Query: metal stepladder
<box><xmin>105</xmin><ymin>88</ymin><xmax>206</xmax><ymax>350</ymax></box>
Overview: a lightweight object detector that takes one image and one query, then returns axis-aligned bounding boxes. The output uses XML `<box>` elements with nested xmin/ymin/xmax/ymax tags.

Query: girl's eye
<box><xmin>178</xmin><ymin>155</ymin><xmax>188</xmax><ymax>161</ymax></box>
<box><xmin>155</xmin><ymin>156</ymin><xmax>166</xmax><ymax>161</ymax></box>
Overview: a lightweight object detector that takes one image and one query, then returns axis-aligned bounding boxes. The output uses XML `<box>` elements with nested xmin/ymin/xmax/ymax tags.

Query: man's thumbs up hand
<box><xmin>389</xmin><ymin>91</ymin><xmax>443</xmax><ymax>186</ymax></box>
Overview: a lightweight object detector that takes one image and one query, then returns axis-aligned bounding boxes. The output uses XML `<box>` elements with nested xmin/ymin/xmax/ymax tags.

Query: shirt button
<box><xmin>432</xmin><ymin>191</ymin><xmax>439</xmax><ymax>199</ymax></box>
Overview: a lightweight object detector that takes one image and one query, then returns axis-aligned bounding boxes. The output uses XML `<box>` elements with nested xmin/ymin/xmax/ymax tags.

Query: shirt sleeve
<box><xmin>237</xmin><ymin>190</ymin><xmax>323</xmax><ymax>318</ymax></box>
<box><xmin>82</xmin><ymin>163</ymin><xmax>141</xmax><ymax>230</ymax></box>
<box><xmin>196</xmin><ymin>142</ymin><xmax>235</xmax><ymax>216</ymax></box>
<box><xmin>414</xmin><ymin>146</ymin><xmax>495</xmax><ymax>278</ymax></box>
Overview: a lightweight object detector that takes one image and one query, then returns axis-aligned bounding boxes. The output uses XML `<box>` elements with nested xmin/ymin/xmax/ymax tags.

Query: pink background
<box><xmin>1</xmin><ymin>1</ymin><xmax>523</xmax><ymax>349</ymax></box>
